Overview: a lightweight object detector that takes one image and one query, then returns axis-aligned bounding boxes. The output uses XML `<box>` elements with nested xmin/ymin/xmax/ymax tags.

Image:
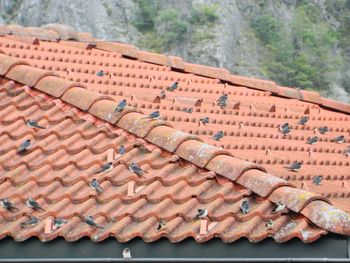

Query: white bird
<box><xmin>272</xmin><ymin>201</ymin><xmax>286</xmax><ymax>214</ymax></box>
<box><xmin>194</xmin><ymin>208</ymin><xmax>208</xmax><ymax>220</ymax></box>
<box><xmin>123</xmin><ymin>248</ymin><xmax>131</xmax><ymax>259</ymax></box>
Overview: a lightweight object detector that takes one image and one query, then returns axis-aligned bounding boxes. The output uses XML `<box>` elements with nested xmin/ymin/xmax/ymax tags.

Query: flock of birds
<box><xmin>1</xmin><ymin>78</ymin><xmax>349</xmax><ymax>258</ymax></box>
<box><xmin>279</xmin><ymin>114</ymin><xmax>349</xmax><ymax>186</ymax></box>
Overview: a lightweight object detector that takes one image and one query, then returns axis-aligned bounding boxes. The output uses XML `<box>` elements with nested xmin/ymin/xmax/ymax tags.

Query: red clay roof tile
<box><xmin>0</xmin><ymin>25</ymin><xmax>349</xmax><ymax>244</ymax></box>
<box><xmin>145</xmin><ymin>126</ymin><xmax>200</xmax><ymax>153</ymax></box>
<box><xmin>41</xmin><ymin>24</ymin><xmax>80</xmax><ymax>41</ymax></box>
<box><xmin>168</xmin><ymin>55</ymin><xmax>185</xmax><ymax>70</ymax></box>
<box><xmin>61</xmin><ymin>87</ymin><xmax>113</xmax><ymax>111</ymax></box>
<box><xmin>95</xmin><ymin>42</ymin><xmax>138</xmax><ymax>59</ymax></box>
<box><xmin>6</xmin><ymin>64</ymin><xmax>57</xmax><ymax>87</ymax></box>
<box><xmin>35</xmin><ymin>76</ymin><xmax>86</xmax><ymax>98</ymax></box>
<box><xmin>175</xmin><ymin>140</ymin><xmax>231</xmax><ymax>168</ymax></box>
<box><xmin>0</xmin><ymin>53</ymin><xmax>30</xmax><ymax>75</ymax></box>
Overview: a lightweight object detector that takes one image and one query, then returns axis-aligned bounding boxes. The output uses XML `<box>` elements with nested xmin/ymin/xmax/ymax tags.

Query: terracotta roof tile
<box><xmin>5</xmin><ymin>64</ymin><xmax>57</xmax><ymax>87</ymax></box>
<box><xmin>0</xmin><ymin>25</ymin><xmax>349</xmax><ymax>244</ymax></box>
<box><xmin>61</xmin><ymin>87</ymin><xmax>113</xmax><ymax>111</ymax></box>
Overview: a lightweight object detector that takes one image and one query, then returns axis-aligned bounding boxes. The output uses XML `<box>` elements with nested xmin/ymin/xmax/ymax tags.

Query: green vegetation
<box><xmin>190</xmin><ymin>4</ymin><xmax>219</xmax><ymax>25</ymax></box>
<box><xmin>250</xmin><ymin>2</ymin><xmax>341</xmax><ymax>91</ymax></box>
<box><xmin>133</xmin><ymin>0</ymin><xmax>159</xmax><ymax>32</ymax></box>
<box><xmin>133</xmin><ymin>0</ymin><xmax>188</xmax><ymax>52</ymax></box>
<box><xmin>133</xmin><ymin>1</ymin><xmax>219</xmax><ymax>52</ymax></box>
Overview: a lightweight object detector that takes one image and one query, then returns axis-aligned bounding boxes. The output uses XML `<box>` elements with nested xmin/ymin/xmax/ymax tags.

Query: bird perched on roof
<box><xmin>344</xmin><ymin>146</ymin><xmax>350</xmax><ymax>157</ymax></box>
<box><xmin>194</xmin><ymin>208</ymin><xmax>208</xmax><ymax>221</ymax></box>
<box><xmin>26</xmin><ymin>198</ymin><xmax>45</xmax><ymax>211</ymax></box>
<box><xmin>83</xmin><ymin>216</ymin><xmax>104</xmax><ymax>229</ymax></box>
<box><xmin>53</xmin><ymin>218</ymin><xmax>68</xmax><ymax>229</ymax></box>
<box><xmin>279</xmin><ymin>123</ymin><xmax>289</xmax><ymax>131</ymax></box>
<box><xmin>159</xmin><ymin>90</ymin><xmax>166</xmax><ymax>99</ymax></box>
<box><xmin>183</xmin><ymin>108</ymin><xmax>193</xmax><ymax>113</ymax></box>
<box><xmin>265</xmin><ymin>219</ymin><xmax>274</xmax><ymax>230</ymax></box>
<box><xmin>212</xmin><ymin>131</ymin><xmax>224</xmax><ymax>141</ymax></box>
<box><xmin>20</xmin><ymin>216</ymin><xmax>39</xmax><ymax>228</ymax></box>
<box><xmin>199</xmin><ymin>117</ymin><xmax>209</xmax><ymax>126</ymax></box>
<box><xmin>133</xmin><ymin>140</ymin><xmax>151</xmax><ymax>154</ymax></box>
<box><xmin>298</xmin><ymin>116</ymin><xmax>309</xmax><ymax>125</ymax></box>
<box><xmin>17</xmin><ymin>139</ymin><xmax>32</xmax><ymax>154</ymax></box>
<box><xmin>119</xmin><ymin>145</ymin><xmax>126</xmax><ymax>155</ymax></box>
<box><xmin>285</xmin><ymin>161</ymin><xmax>302</xmax><ymax>172</ymax></box>
<box><xmin>95</xmin><ymin>162</ymin><xmax>113</xmax><ymax>174</ymax></box>
<box><xmin>312</xmin><ymin>175</ymin><xmax>322</xmax><ymax>186</ymax></box>
<box><xmin>114</xmin><ymin>99</ymin><xmax>127</xmax><ymax>114</ymax></box>
<box><xmin>330</xmin><ymin>135</ymin><xmax>345</xmax><ymax>144</ymax></box>
<box><xmin>217</xmin><ymin>94</ymin><xmax>228</xmax><ymax>108</ymax></box>
<box><xmin>307</xmin><ymin>136</ymin><xmax>319</xmax><ymax>145</ymax></box>
<box><xmin>318</xmin><ymin>126</ymin><xmax>329</xmax><ymax>135</ymax></box>
<box><xmin>272</xmin><ymin>201</ymin><xmax>286</xmax><ymax>214</ymax></box>
<box><xmin>279</xmin><ymin>123</ymin><xmax>292</xmax><ymax>136</ymax></box>
<box><xmin>129</xmin><ymin>162</ymin><xmax>147</xmax><ymax>177</ymax></box>
<box><xmin>0</xmin><ymin>198</ymin><xmax>19</xmax><ymax>212</ymax></box>
<box><xmin>26</xmin><ymin>120</ymin><xmax>46</xmax><ymax>129</ymax></box>
<box><xmin>123</xmin><ymin>248</ymin><xmax>132</xmax><ymax>259</ymax></box>
<box><xmin>157</xmin><ymin>220</ymin><xmax>166</xmax><ymax>231</ymax></box>
<box><xmin>167</xmin><ymin>81</ymin><xmax>178</xmax><ymax>92</ymax></box>
<box><xmin>90</xmin><ymin>179</ymin><xmax>103</xmax><ymax>194</ymax></box>
<box><xmin>142</xmin><ymin>111</ymin><xmax>161</xmax><ymax>120</ymax></box>
<box><xmin>96</xmin><ymin>70</ymin><xmax>104</xmax><ymax>77</ymax></box>
<box><xmin>240</xmin><ymin>200</ymin><xmax>249</xmax><ymax>214</ymax></box>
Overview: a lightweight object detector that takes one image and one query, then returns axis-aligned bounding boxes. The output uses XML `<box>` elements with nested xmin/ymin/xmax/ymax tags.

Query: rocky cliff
<box><xmin>1</xmin><ymin>0</ymin><xmax>349</xmax><ymax>102</ymax></box>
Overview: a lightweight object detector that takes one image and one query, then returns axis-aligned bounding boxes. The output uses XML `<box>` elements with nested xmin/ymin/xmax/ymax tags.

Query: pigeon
<box><xmin>119</xmin><ymin>145</ymin><xmax>126</xmax><ymax>155</ymax></box>
<box><xmin>96</xmin><ymin>70</ymin><xmax>104</xmax><ymax>77</ymax></box>
<box><xmin>167</xmin><ymin>81</ymin><xmax>178</xmax><ymax>92</ymax></box>
<box><xmin>26</xmin><ymin>120</ymin><xmax>45</xmax><ymax>129</ymax></box>
<box><xmin>312</xmin><ymin>175</ymin><xmax>322</xmax><ymax>186</ymax></box>
<box><xmin>194</xmin><ymin>208</ymin><xmax>208</xmax><ymax>220</ymax></box>
<box><xmin>53</xmin><ymin>218</ymin><xmax>68</xmax><ymax>229</ymax></box>
<box><xmin>26</xmin><ymin>198</ymin><xmax>45</xmax><ymax>211</ymax></box>
<box><xmin>20</xmin><ymin>216</ymin><xmax>39</xmax><ymax>228</ymax></box>
<box><xmin>265</xmin><ymin>220</ymin><xmax>274</xmax><ymax>230</ymax></box>
<box><xmin>159</xmin><ymin>90</ymin><xmax>166</xmax><ymax>99</ymax></box>
<box><xmin>123</xmin><ymin>248</ymin><xmax>132</xmax><ymax>259</ymax></box>
<box><xmin>212</xmin><ymin>131</ymin><xmax>224</xmax><ymax>141</ymax></box>
<box><xmin>272</xmin><ymin>201</ymin><xmax>286</xmax><ymax>214</ymax></box>
<box><xmin>90</xmin><ymin>179</ymin><xmax>103</xmax><ymax>194</ymax></box>
<box><xmin>330</xmin><ymin>135</ymin><xmax>345</xmax><ymax>144</ymax></box>
<box><xmin>217</xmin><ymin>94</ymin><xmax>228</xmax><ymax>109</ymax></box>
<box><xmin>318</xmin><ymin>126</ymin><xmax>329</xmax><ymax>135</ymax></box>
<box><xmin>240</xmin><ymin>200</ymin><xmax>249</xmax><ymax>215</ymax></box>
<box><xmin>142</xmin><ymin>111</ymin><xmax>161</xmax><ymax>120</ymax></box>
<box><xmin>0</xmin><ymin>198</ymin><xmax>19</xmax><ymax>212</ymax></box>
<box><xmin>183</xmin><ymin>108</ymin><xmax>193</xmax><ymax>113</ymax></box>
<box><xmin>285</xmin><ymin>161</ymin><xmax>302</xmax><ymax>172</ymax></box>
<box><xmin>129</xmin><ymin>162</ymin><xmax>147</xmax><ymax>177</ymax></box>
<box><xmin>17</xmin><ymin>139</ymin><xmax>32</xmax><ymax>153</ymax></box>
<box><xmin>95</xmin><ymin>162</ymin><xmax>113</xmax><ymax>174</ymax></box>
<box><xmin>298</xmin><ymin>116</ymin><xmax>309</xmax><ymax>125</ymax></box>
<box><xmin>199</xmin><ymin>117</ymin><xmax>209</xmax><ymax>126</ymax></box>
<box><xmin>114</xmin><ymin>99</ymin><xmax>127</xmax><ymax>114</ymax></box>
<box><xmin>83</xmin><ymin>216</ymin><xmax>104</xmax><ymax>229</ymax></box>
<box><xmin>157</xmin><ymin>220</ymin><xmax>166</xmax><ymax>231</ymax></box>
<box><xmin>307</xmin><ymin>136</ymin><xmax>319</xmax><ymax>145</ymax></box>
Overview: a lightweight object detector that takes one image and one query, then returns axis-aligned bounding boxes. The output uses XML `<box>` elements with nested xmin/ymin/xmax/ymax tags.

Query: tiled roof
<box><xmin>0</xmin><ymin>24</ymin><xmax>349</xmax><ymax>243</ymax></box>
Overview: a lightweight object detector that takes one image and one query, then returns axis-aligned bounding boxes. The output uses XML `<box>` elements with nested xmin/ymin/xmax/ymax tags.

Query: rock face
<box><xmin>0</xmin><ymin>0</ymin><xmax>349</xmax><ymax>102</ymax></box>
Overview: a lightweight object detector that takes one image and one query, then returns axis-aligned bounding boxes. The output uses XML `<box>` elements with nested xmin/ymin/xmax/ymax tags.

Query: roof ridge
<box><xmin>1</xmin><ymin>52</ymin><xmax>349</xmax><ymax>236</ymax></box>
<box><xmin>0</xmin><ymin>23</ymin><xmax>349</xmax><ymax>114</ymax></box>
